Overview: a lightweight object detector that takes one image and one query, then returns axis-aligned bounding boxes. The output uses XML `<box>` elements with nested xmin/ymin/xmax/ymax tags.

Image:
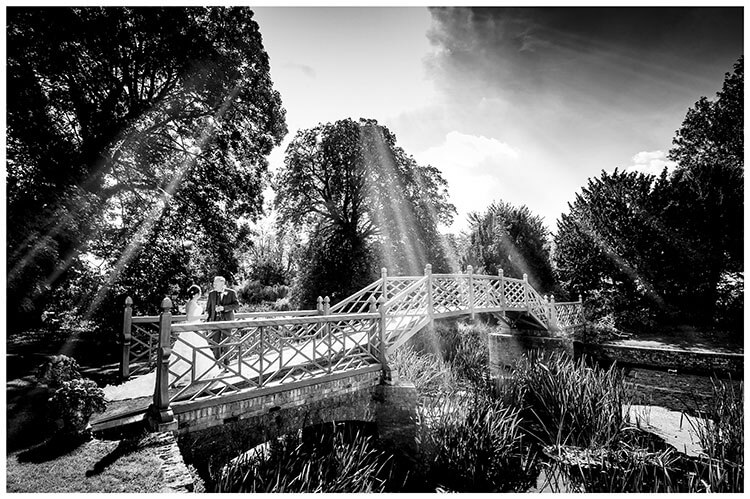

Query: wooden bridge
<box><xmin>108</xmin><ymin>265</ymin><xmax>584</xmax><ymax>433</ymax></box>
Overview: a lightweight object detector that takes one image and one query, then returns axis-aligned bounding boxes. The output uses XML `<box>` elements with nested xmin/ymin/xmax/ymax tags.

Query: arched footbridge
<box><xmin>97</xmin><ymin>265</ymin><xmax>584</xmax><ymax>434</ymax></box>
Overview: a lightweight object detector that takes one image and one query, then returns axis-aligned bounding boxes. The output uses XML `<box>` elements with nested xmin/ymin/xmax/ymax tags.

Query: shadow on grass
<box><xmin>17</xmin><ymin>434</ymin><xmax>90</xmax><ymax>464</ymax></box>
<box><xmin>85</xmin><ymin>437</ymin><xmax>143</xmax><ymax>477</ymax></box>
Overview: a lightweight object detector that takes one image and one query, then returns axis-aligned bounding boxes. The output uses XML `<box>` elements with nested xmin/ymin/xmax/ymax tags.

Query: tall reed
<box><xmin>687</xmin><ymin>377</ymin><xmax>744</xmax><ymax>492</ymax></box>
<box><xmin>416</xmin><ymin>390</ymin><xmax>534</xmax><ymax>491</ymax></box>
<box><xmin>216</xmin><ymin>426</ymin><xmax>393</xmax><ymax>492</ymax></box>
<box><xmin>499</xmin><ymin>350</ymin><xmax>629</xmax><ymax>449</ymax></box>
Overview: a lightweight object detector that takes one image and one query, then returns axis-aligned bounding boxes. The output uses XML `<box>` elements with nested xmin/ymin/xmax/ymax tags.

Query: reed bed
<box><xmin>214</xmin><ymin>320</ymin><xmax>743</xmax><ymax>493</ymax></box>
<box><xmin>216</xmin><ymin>425</ymin><xmax>393</xmax><ymax>492</ymax></box>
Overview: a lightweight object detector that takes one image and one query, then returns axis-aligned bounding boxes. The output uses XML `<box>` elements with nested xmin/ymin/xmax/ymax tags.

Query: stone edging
<box><xmin>139</xmin><ymin>431</ymin><xmax>194</xmax><ymax>492</ymax></box>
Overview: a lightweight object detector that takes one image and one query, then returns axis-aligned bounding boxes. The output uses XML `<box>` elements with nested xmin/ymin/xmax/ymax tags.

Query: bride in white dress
<box><xmin>170</xmin><ymin>284</ymin><xmax>224</xmax><ymax>386</ymax></box>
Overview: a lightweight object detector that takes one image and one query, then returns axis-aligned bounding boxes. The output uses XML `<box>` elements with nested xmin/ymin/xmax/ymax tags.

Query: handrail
<box><xmin>383</xmin><ymin>275</ymin><xmax>428</xmax><ymax>310</ymax></box>
<box><xmin>171</xmin><ymin>312</ymin><xmax>379</xmax><ymax>332</ymax></box>
<box><xmin>328</xmin><ymin>278</ymin><xmax>383</xmax><ymax>314</ymax></box>
<box><xmin>132</xmin><ymin>309</ymin><xmax>319</xmax><ymax>323</ymax></box>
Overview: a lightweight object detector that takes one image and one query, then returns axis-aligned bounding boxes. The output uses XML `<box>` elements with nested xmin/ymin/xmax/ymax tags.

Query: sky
<box><xmin>252</xmin><ymin>6</ymin><xmax>743</xmax><ymax>233</ymax></box>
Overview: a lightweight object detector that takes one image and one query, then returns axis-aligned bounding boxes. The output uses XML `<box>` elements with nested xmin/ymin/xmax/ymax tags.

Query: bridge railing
<box><xmin>148</xmin><ymin>297</ymin><xmax>386</xmax><ymax>427</ymax></box>
<box><xmin>120</xmin><ymin>302</ymin><xmax>320</xmax><ymax>379</ymax></box>
<box><xmin>123</xmin><ymin>266</ymin><xmax>586</xmax><ymax>379</ymax></box>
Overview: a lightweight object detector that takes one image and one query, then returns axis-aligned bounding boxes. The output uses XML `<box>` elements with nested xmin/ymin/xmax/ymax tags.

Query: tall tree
<box><xmin>275</xmin><ymin>118</ymin><xmax>455</xmax><ymax>307</ymax></box>
<box><xmin>465</xmin><ymin>201</ymin><xmax>557</xmax><ymax>295</ymax></box>
<box><xmin>7</xmin><ymin>7</ymin><xmax>287</xmax><ymax>328</ymax></box>
<box><xmin>664</xmin><ymin>57</ymin><xmax>743</xmax><ymax>323</ymax></box>
<box><xmin>554</xmin><ymin>169</ymin><xmax>677</xmax><ymax>328</ymax></box>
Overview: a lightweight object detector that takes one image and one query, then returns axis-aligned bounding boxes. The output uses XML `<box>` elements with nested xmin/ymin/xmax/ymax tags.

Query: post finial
<box><xmin>523</xmin><ymin>273</ymin><xmax>528</xmax><ymax>282</ymax></box>
<box><xmin>424</xmin><ymin>263</ymin><xmax>432</xmax><ymax>275</ymax></box>
<box><xmin>550</xmin><ymin>294</ymin><xmax>555</xmax><ymax>303</ymax></box>
<box><xmin>125</xmin><ymin>296</ymin><xmax>133</xmax><ymax>307</ymax></box>
<box><xmin>323</xmin><ymin>296</ymin><xmax>330</xmax><ymax>305</ymax></box>
<box><xmin>498</xmin><ymin>268</ymin><xmax>504</xmax><ymax>277</ymax></box>
<box><xmin>160</xmin><ymin>297</ymin><xmax>172</xmax><ymax>310</ymax></box>
<box><xmin>578</xmin><ymin>293</ymin><xmax>583</xmax><ymax>303</ymax></box>
<box><xmin>381</xmin><ymin>267</ymin><xmax>388</xmax><ymax>278</ymax></box>
<box><xmin>377</xmin><ymin>295</ymin><xmax>386</xmax><ymax>306</ymax></box>
<box><xmin>467</xmin><ymin>265</ymin><xmax>473</xmax><ymax>274</ymax></box>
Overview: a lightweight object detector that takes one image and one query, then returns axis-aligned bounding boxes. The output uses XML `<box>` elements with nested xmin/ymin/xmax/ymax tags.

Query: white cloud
<box><xmin>625</xmin><ymin>150</ymin><xmax>677</xmax><ymax>177</ymax></box>
<box><xmin>417</xmin><ymin>131</ymin><xmax>519</xmax><ymax>168</ymax></box>
<box><xmin>415</xmin><ymin>131</ymin><xmax>521</xmax><ymax>232</ymax></box>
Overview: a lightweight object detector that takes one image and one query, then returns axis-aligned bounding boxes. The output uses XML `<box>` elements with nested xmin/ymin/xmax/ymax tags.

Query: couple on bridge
<box><xmin>172</xmin><ymin>276</ymin><xmax>240</xmax><ymax>385</ymax></box>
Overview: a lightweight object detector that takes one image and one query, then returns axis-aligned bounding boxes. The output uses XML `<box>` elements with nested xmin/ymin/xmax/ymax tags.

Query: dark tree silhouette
<box><xmin>465</xmin><ymin>201</ymin><xmax>557</xmax><ymax>295</ymax></box>
<box><xmin>275</xmin><ymin>118</ymin><xmax>455</xmax><ymax>307</ymax></box>
<box><xmin>7</xmin><ymin>7</ymin><xmax>287</xmax><ymax>329</ymax></box>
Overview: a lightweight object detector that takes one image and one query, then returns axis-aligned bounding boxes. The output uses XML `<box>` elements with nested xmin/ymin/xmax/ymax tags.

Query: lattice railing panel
<box><xmin>555</xmin><ymin>302</ymin><xmax>584</xmax><ymax>329</ymax></box>
<box><xmin>130</xmin><ymin>322</ymin><xmax>160</xmax><ymax>375</ymax></box>
<box><xmin>473</xmin><ymin>276</ymin><xmax>503</xmax><ymax>309</ymax></box>
<box><xmin>432</xmin><ymin>276</ymin><xmax>470</xmax><ymax>314</ymax></box>
<box><xmin>167</xmin><ymin>314</ymin><xmax>381</xmax><ymax>402</ymax></box>
<box><xmin>329</xmin><ymin>279</ymin><xmax>384</xmax><ymax>314</ymax></box>
<box><xmin>382</xmin><ymin>278</ymin><xmax>429</xmax><ymax>346</ymax></box>
<box><xmin>525</xmin><ymin>286</ymin><xmax>549</xmax><ymax>328</ymax></box>
<box><xmin>503</xmin><ymin>279</ymin><xmax>527</xmax><ymax>308</ymax></box>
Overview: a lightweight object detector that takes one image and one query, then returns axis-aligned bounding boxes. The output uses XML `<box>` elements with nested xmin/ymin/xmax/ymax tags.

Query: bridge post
<box><xmin>498</xmin><ymin>269</ymin><xmax>506</xmax><ymax>317</ymax></box>
<box><xmin>381</xmin><ymin>267</ymin><xmax>388</xmax><ymax>301</ymax></box>
<box><xmin>120</xmin><ymin>296</ymin><xmax>133</xmax><ymax>380</ymax></box>
<box><xmin>549</xmin><ymin>294</ymin><xmax>559</xmax><ymax>331</ymax></box>
<box><xmin>147</xmin><ymin>297</ymin><xmax>177</xmax><ymax>432</ymax></box>
<box><xmin>523</xmin><ymin>273</ymin><xmax>530</xmax><ymax>314</ymax></box>
<box><xmin>467</xmin><ymin>265</ymin><xmax>475</xmax><ymax>321</ymax></box>
<box><xmin>323</xmin><ymin>296</ymin><xmax>331</xmax><ymax>373</ymax></box>
<box><xmin>376</xmin><ymin>296</ymin><xmax>391</xmax><ymax>382</ymax></box>
<box><xmin>424</xmin><ymin>264</ymin><xmax>434</xmax><ymax>330</ymax></box>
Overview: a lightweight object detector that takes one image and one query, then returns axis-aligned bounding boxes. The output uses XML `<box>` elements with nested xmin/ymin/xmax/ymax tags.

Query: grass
<box><xmin>6</xmin><ymin>436</ymin><xmax>167</xmax><ymax>493</ymax></box>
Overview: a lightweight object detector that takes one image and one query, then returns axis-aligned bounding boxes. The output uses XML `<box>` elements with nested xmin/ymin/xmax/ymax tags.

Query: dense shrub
<box><xmin>37</xmin><ymin>355</ymin><xmax>82</xmax><ymax>389</ymax></box>
<box><xmin>239</xmin><ymin>280</ymin><xmax>291</xmax><ymax>305</ymax></box>
<box><xmin>48</xmin><ymin>378</ymin><xmax>107</xmax><ymax>437</ymax></box>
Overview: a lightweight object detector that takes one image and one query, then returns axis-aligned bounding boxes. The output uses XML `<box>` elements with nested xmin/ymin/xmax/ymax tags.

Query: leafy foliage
<box><xmin>7</xmin><ymin>7</ymin><xmax>287</xmax><ymax>330</ymax></box>
<box><xmin>554</xmin><ymin>59</ymin><xmax>743</xmax><ymax>332</ymax></box>
<box><xmin>554</xmin><ymin>169</ymin><xmax>676</xmax><ymax>329</ymax></box>
<box><xmin>37</xmin><ymin>355</ymin><xmax>82</xmax><ymax>389</ymax></box>
<box><xmin>466</xmin><ymin>201</ymin><xmax>557</xmax><ymax>295</ymax></box>
<box><xmin>48</xmin><ymin>378</ymin><xmax>107</xmax><ymax>437</ymax></box>
<box><xmin>276</xmin><ymin>118</ymin><xmax>455</xmax><ymax>308</ymax></box>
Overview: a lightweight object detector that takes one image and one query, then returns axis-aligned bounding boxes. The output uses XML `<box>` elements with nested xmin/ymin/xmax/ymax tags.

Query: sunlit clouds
<box><xmin>252</xmin><ymin>7</ymin><xmax>742</xmax><ymax>233</ymax></box>
<box><xmin>415</xmin><ymin>131</ymin><xmax>519</xmax><ymax>232</ymax></box>
<box><xmin>625</xmin><ymin>151</ymin><xmax>678</xmax><ymax>177</ymax></box>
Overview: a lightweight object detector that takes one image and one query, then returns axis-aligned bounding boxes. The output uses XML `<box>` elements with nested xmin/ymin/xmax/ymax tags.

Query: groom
<box><xmin>205</xmin><ymin>276</ymin><xmax>240</xmax><ymax>364</ymax></box>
